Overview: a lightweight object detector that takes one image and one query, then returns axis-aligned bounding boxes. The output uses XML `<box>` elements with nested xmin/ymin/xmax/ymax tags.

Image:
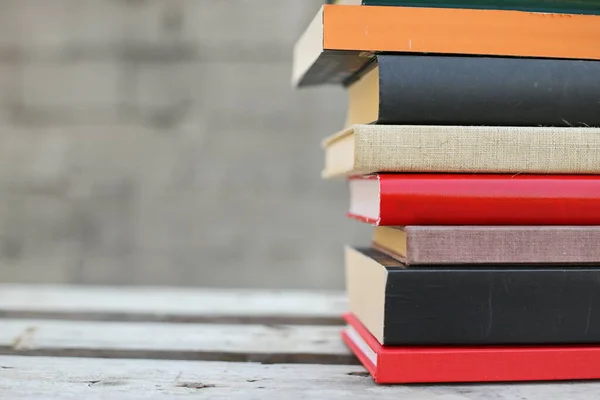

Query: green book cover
<box><xmin>325</xmin><ymin>0</ymin><xmax>600</xmax><ymax>15</ymax></box>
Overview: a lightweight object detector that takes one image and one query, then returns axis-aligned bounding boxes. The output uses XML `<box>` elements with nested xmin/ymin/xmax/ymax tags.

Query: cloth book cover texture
<box><xmin>347</xmin><ymin>247</ymin><xmax>600</xmax><ymax>345</ymax></box>
<box><xmin>372</xmin><ymin>54</ymin><xmax>600</xmax><ymax>127</ymax></box>
<box><xmin>322</xmin><ymin>125</ymin><xmax>600</xmax><ymax>177</ymax></box>
<box><xmin>378</xmin><ymin>226</ymin><xmax>600</xmax><ymax>264</ymax></box>
<box><xmin>341</xmin><ymin>312</ymin><xmax>600</xmax><ymax>384</ymax></box>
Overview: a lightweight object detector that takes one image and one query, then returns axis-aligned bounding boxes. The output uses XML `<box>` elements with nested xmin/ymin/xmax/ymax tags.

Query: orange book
<box><xmin>292</xmin><ymin>5</ymin><xmax>600</xmax><ymax>87</ymax></box>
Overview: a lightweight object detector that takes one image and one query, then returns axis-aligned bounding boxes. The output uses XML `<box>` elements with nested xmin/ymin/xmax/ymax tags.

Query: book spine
<box><xmin>349</xmin><ymin>125</ymin><xmax>600</xmax><ymax>176</ymax></box>
<box><xmin>343</xmin><ymin>312</ymin><xmax>600</xmax><ymax>384</ymax></box>
<box><xmin>383</xmin><ymin>261</ymin><xmax>600</xmax><ymax>345</ymax></box>
<box><xmin>362</xmin><ymin>0</ymin><xmax>600</xmax><ymax>14</ymax></box>
<box><xmin>406</xmin><ymin>227</ymin><xmax>600</xmax><ymax>264</ymax></box>
<box><xmin>376</xmin><ymin>55</ymin><xmax>600</xmax><ymax>127</ymax></box>
<box><xmin>375</xmin><ymin>175</ymin><xmax>600</xmax><ymax>226</ymax></box>
<box><xmin>297</xmin><ymin>6</ymin><xmax>600</xmax><ymax>87</ymax></box>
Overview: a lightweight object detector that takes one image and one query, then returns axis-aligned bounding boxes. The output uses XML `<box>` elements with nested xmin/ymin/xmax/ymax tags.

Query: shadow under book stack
<box><xmin>292</xmin><ymin>1</ymin><xmax>600</xmax><ymax>385</ymax></box>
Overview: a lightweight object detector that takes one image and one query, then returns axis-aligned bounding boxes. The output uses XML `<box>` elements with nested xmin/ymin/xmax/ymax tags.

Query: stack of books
<box><xmin>292</xmin><ymin>1</ymin><xmax>600</xmax><ymax>384</ymax></box>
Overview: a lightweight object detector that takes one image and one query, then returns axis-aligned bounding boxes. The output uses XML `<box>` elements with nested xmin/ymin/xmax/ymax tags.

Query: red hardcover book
<box><xmin>348</xmin><ymin>174</ymin><xmax>600</xmax><ymax>226</ymax></box>
<box><xmin>341</xmin><ymin>312</ymin><xmax>600</xmax><ymax>384</ymax></box>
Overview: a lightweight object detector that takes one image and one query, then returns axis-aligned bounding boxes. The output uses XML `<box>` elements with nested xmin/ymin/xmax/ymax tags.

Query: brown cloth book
<box><xmin>373</xmin><ymin>226</ymin><xmax>600</xmax><ymax>265</ymax></box>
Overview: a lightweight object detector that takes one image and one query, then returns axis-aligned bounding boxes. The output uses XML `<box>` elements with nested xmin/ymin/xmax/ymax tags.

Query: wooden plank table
<box><xmin>1</xmin><ymin>284</ymin><xmax>599</xmax><ymax>399</ymax></box>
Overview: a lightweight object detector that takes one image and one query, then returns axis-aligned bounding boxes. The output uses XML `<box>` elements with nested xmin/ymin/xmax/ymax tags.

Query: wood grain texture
<box><xmin>0</xmin><ymin>284</ymin><xmax>347</xmax><ymax>324</ymax></box>
<box><xmin>0</xmin><ymin>319</ymin><xmax>353</xmax><ymax>364</ymax></box>
<box><xmin>2</xmin><ymin>356</ymin><xmax>600</xmax><ymax>399</ymax></box>
<box><xmin>3</xmin><ymin>285</ymin><xmax>600</xmax><ymax>397</ymax></box>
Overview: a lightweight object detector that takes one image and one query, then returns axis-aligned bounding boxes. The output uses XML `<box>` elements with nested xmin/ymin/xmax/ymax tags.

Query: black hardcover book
<box><xmin>346</xmin><ymin>246</ymin><xmax>600</xmax><ymax>345</ymax></box>
<box><xmin>345</xmin><ymin>54</ymin><xmax>600</xmax><ymax>127</ymax></box>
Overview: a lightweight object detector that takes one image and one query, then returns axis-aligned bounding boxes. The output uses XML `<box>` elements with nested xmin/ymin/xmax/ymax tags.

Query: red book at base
<box><xmin>348</xmin><ymin>174</ymin><xmax>600</xmax><ymax>226</ymax></box>
<box><xmin>341</xmin><ymin>313</ymin><xmax>600</xmax><ymax>384</ymax></box>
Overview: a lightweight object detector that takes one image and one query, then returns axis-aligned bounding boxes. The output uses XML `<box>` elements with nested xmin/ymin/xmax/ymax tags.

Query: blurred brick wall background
<box><xmin>0</xmin><ymin>0</ymin><xmax>370</xmax><ymax>289</ymax></box>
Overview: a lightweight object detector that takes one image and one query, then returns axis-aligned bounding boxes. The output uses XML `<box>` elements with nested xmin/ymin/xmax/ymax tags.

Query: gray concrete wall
<box><xmin>0</xmin><ymin>0</ymin><xmax>370</xmax><ymax>289</ymax></box>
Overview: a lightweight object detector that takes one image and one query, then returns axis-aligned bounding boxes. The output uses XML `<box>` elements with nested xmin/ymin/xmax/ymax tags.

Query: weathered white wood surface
<box><xmin>0</xmin><ymin>319</ymin><xmax>353</xmax><ymax>364</ymax></box>
<box><xmin>3</xmin><ymin>285</ymin><xmax>600</xmax><ymax>398</ymax></box>
<box><xmin>0</xmin><ymin>284</ymin><xmax>346</xmax><ymax>324</ymax></box>
<box><xmin>2</xmin><ymin>356</ymin><xmax>599</xmax><ymax>400</ymax></box>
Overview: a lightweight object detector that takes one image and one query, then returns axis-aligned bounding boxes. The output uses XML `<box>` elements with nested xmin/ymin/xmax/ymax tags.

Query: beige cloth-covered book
<box><xmin>322</xmin><ymin>125</ymin><xmax>600</xmax><ymax>178</ymax></box>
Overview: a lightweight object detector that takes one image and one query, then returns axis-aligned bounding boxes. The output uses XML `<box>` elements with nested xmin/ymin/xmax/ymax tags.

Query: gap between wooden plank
<box><xmin>2</xmin><ymin>355</ymin><xmax>598</xmax><ymax>400</ymax></box>
<box><xmin>0</xmin><ymin>311</ymin><xmax>344</xmax><ymax>326</ymax></box>
<box><xmin>0</xmin><ymin>284</ymin><xmax>346</xmax><ymax>325</ymax></box>
<box><xmin>0</xmin><ymin>319</ymin><xmax>356</xmax><ymax>365</ymax></box>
